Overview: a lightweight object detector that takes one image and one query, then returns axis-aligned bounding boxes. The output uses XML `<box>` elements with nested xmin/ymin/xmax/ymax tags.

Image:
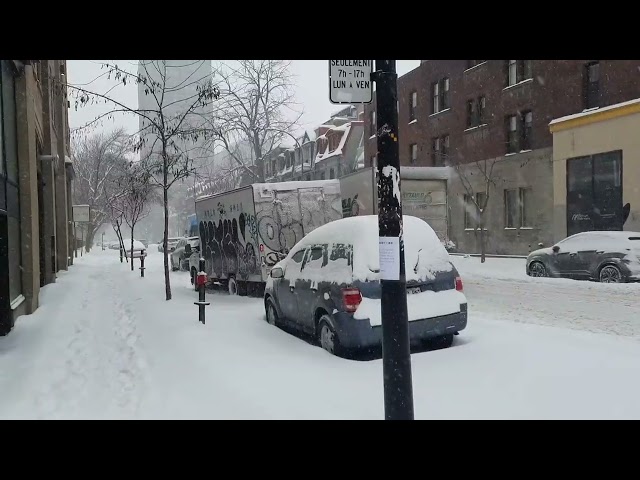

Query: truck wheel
<box><xmin>237</xmin><ymin>280</ymin><xmax>248</xmax><ymax>296</ymax></box>
<box><xmin>228</xmin><ymin>277</ymin><xmax>238</xmax><ymax>295</ymax></box>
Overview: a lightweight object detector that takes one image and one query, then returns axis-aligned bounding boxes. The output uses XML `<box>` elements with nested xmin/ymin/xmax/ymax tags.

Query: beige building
<box><xmin>550</xmin><ymin>98</ymin><xmax>640</xmax><ymax>242</ymax></box>
<box><xmin>1</xmin><ymin>60</ymin><xmax>73</xmax><ymax>335</ymax></box>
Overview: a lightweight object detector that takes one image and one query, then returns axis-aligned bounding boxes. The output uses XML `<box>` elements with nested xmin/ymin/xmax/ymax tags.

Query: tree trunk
<box><xmin>479</xmin><ymin>216</ymin><xmax>486</xmax><ymax>264</ymax></box>
<box><xmin>252</xmin><ymin>133</ymin><xmax>265</xmax><ymax>182</ymax></box>
<box><xmin>85</xmin><ymin>223</ymin><xmax>97</xmax><ymax>253</ymax></box>
<box><xmin>130</xmin><ymin>226</ymin><xmax>135</xmax><ymax>272</ymax></box>
<box><xmin>163</xmin><ymin>152</ymin><xmax>172</xmax><ymax>301</ymax></box>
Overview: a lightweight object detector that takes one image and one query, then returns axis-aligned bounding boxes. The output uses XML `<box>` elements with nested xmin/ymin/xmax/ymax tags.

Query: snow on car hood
<box><xmin>528</xmin><ymin>247</ymin><xmax>554</xmax><ymax>258</ymax></box>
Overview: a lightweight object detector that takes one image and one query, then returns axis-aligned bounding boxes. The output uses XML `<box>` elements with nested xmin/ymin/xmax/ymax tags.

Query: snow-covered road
<box><xmin>452</xmin><ymin>256</ymin><xmax>640</xmax><ymax>338</ymax></box>
<box><xmin>1</xmin><ymin>248</ymin><xmax>639</xmax><ymax>419</ymax></box>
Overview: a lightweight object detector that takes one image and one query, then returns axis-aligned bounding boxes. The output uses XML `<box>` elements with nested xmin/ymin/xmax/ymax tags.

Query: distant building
<box><xmin>550</xmin><ymin>98</ymin><xmax>640</xmax><ymax>239</ymax></box>
<box><xmin>364</xmin><ymin>60</ymin><xmax>640</xmax><ymax>254</ymax></box>
<box><xmin>1</xmin><ymin>60</ymin><xmax>74</xmax><ymax>335</ymax></box>
<box><xmin>263</xmin><ymin>104</ymin><xmax>365</xmax><ymax>183</ymax></box>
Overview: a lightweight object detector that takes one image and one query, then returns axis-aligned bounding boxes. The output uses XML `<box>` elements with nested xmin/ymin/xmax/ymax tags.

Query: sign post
<box><xmin>329</xmin><ymin>60</ymin><xmax>373</xmax><ymax>104</ymax></box>
<box><xmin>329</xmin><ymin>60</ymin><xmax>414</xmax><ymax>420</ymax></box>
<box><xmin>72</xmin><ymin>205</ymin><xmax>91</xmax><ymax>257</ymax></box>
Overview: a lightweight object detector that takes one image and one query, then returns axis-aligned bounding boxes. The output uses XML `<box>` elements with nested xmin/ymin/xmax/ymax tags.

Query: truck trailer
<box><xmin>192</xmin><ymin>179</ymin><xmax>342</xmax><ymax>296</ymax></box>
<box><xmin>339</xmin><ymin>166</ymin><xmax>454</xmax><ymax>248</ymax></box>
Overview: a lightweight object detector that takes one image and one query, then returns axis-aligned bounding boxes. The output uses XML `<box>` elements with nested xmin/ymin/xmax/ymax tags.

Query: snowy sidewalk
<box><xmin>1</xmin><ymin>248</ymin><xmax>640</xmax><ymax>419</ymax></box>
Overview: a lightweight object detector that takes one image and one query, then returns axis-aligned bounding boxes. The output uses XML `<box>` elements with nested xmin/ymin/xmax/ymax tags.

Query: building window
<box><xmin>409</xmin><ymin>91</ymin><xmax>417</xmax><ymax>121</ymax></box>
<box><xmin>369</xmin><ymin>110</ymin><xmax>376</xmax><ymax>136</ymax></box>
<box><xmin>567</xmin><ymin>151</ymin><xmax>623</xmax><ymax>235</ymax></box>
<box><xmin>506</xmin><ymin>111</ymin><xmax>533</xmax><ymax>153</ymax></box>
<box><xmin>585</xmin><ymin>61</ymin><xmax>600</xmax><ymax>109</ymax></box>
<box><xmin>432</xmin><ymin>134</ymin><xmax>449</xmax><ymax>166</ymax></box>
<box><xmin>432</xmin><ymin>77</ymin><xmax>450</xmax><ymax>114</ymax></box>
<box><xmin>464</xmin><ymin>194</ymin><xmax>474</xmax><ymax>229</ymax></box>
<box><xmin>520</xmin><ymin>187</ymin><xmax>532</xmax><ymax>228</ymax></box>
<box><xmin>320</xmin><ymin>171</ymin><xmax>326</xmax><ymax>180</ymax></box>
<box><xmin>466</xmin><ymin>96</ymin><xmax>486</xmax><ymax>128</ymax></box>
<box><xmin>464</xmin><ymin>192</ymin><xmax>486</xmax><ymax>229</ymax></box>
<box><xmin>329</xmin><ymin>167</ymin><xmax>335</xmax><ymax>179</ymax></box>
<box><xmin>506</xmin><ymin>60</ymin><xmax>532</xmax><ymax>86</ymax></box>
<box><xmin>504</xmin><ymin>189</ymin><xmax>518</xmax><ymax>228</ymax></box>
<box><xmin>409</xmin><ymin>143</ymin><xmax>418</xmax><ymax>164</ymax></box>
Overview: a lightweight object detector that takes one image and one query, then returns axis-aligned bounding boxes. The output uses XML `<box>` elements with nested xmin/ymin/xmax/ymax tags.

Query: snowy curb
<box><xmin>450</xmin><ymin>253</ymin><xmax>527</xmax><ymax>259</ymax></box>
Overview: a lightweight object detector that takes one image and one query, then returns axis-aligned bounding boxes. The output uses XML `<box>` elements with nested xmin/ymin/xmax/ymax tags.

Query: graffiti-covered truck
<box><xmin>191</xmin><ymin>180</ymin><xmax>342</xmax><ymax>296</ymax></box>
<box><xmin>339</xmin><ymin>166</ymin><xmax>455</xmax><ymax>250</ymax></box>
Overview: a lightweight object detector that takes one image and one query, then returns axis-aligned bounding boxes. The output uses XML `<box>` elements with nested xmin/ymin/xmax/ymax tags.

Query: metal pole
<box><xmin>194</xmin><ymin>258</ymin><xmax>210</xmax><ymax>324</ymax></box>
<box><xmin>140</xmin><ymin>250</ymin><xmax>146</xmax><ymax>278</ymax></box>
<box><xmin>374</xmin><ymin>59</ymin><xmax>414</xmax><ymax>420</ymax></box>
<box><xmin>74</xmin><ymin>222</ymin><xmax>77</xmax><ymax>258</ymax></box>
<box><xmin>80</xmin><ymin>227</ymin><xmax>83</xmax><ymax>257</ymax></box>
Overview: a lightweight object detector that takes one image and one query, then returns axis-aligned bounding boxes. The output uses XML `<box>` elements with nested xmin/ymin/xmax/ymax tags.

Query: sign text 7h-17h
<box><xmin>329</xmin><ymin>60</ymin><xmax>373</xmax><ymax>104</ymax></box>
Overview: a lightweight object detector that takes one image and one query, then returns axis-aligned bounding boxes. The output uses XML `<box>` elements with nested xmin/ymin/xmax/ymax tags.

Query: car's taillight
<box><xmin>342</xmin><ymin>287</ymin><xmax>362</xmax><ymax>313</ymax></box>
<box><xmin>455</xmin><ymin>276</ymin><xmax>464</xmax><ymax>292</ymax></box>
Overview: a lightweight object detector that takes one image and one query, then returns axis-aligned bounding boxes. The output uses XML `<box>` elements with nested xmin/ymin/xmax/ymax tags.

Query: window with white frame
<box><xmin>506</xmin><ymin>60</ymin><xmax>532</xmax><ymax>86</ymax></box>
<box><xmin>432</xmin><ymin>77</ymin><xmax>450</xmax><ymax>114</ymax></box>
<box><xmin>409</xmin><ymin>91</ymin><xmax>417</xmax><ymax>121</ymax></box>
<box><xmin>409</xmin><ymin>143</ymin><xmax>418</xmax><ymax>164</ymax></box>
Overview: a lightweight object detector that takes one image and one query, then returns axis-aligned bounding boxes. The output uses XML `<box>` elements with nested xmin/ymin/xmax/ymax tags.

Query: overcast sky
<box><xmin>67</xmin><ymin>60</ymin><xmax>420</xmax><ymax>137</ymax></box>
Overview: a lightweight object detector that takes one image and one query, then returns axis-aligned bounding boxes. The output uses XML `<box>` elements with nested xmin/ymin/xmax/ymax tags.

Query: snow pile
<box><xmin>354</xmin><ymin>289</ymin><xmax>465</xmax><ymax>326</ymax></box>
<box><xmin>285</xmin><ymin>215</ymin><xmax>453</xmax><ymax>283</ymax></box>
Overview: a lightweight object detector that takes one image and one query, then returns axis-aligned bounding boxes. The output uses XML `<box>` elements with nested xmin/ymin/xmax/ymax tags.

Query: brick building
<box><xmin>364</xmin><ymin>60</ymin><xmax>640</xmax><ymax>254</ymax></box>
<box><xmin>1</xmin><ymin>60</ymin><xmax>73</xmax><ymax>335</ymax></box>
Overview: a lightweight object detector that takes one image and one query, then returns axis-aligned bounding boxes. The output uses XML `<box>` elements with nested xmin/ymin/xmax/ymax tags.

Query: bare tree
<box><xmin>437</xmin><ymin>127</ymin><xmax>500</xmax><ymax>263</ymax></box>
<box><xmin>62</xmin><ymin>60</ymin><xmax>220</xmax><ymax>300</ymax></box>
<box><xmin>71</xmin><ymin>128</ymin><xmax>130</xmax><ymax>251</ymax></box>
<box><xmin>210</xmin><ymin>60</ymin><xmax>303</xmax><ymax>182</ymax></box>
<box><xmin>120</xmin><ymin>165</ymin><xmax>158</xmax><ymax>271</ymax></box>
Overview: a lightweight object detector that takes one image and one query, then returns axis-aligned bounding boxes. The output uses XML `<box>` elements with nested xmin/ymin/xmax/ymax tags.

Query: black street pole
<box><xmin>373</xmin><ymin>60</ymin><xmax>414</xmax><ymax>420</ymax></box>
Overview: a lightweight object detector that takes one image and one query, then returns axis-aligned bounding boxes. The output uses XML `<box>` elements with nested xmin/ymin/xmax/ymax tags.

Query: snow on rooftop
<box><xmin>549</xmin><ymin>97</ymin><xmax>640</xmax><ymax>126</ymax></box>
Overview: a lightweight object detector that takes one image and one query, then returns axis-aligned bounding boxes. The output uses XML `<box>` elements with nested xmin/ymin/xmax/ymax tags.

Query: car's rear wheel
<box><xmin>265</xmin><ymin>299</ymin><xmax>280</xmax><ymax>327</ymax></box>
<box><xmin>599</xmin><ymin>264</ymin><xmax>623</xmax><ymax>283</ymax></box>
<box><xmin>432</xmin><ymin>333</ymin><xmax>454</xmax><ymax>349</ymax></box>
<box><xmin>529</xmin><ymin>261</ymin><xmax>547</xmax><ymax>277</ymax></box>
<box><xmin>317</xmin><ymin>316</ymin><xmax>343</xmax><ymax>356</ymax></box>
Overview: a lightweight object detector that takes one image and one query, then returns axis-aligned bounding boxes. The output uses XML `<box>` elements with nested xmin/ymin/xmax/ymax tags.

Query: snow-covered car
<box><xmin>158</xmin><ymin>237</ymin><xmax>182</xmax><ymax>253</ymax></box>
<box><xmin>263</xmin><ymin>215</ymin><xmax>468</xmax><ymax>356</ymax></box>
<box><xmin>526</xmin><ymin>231</ymin><xmax>640</xmax><ymax>283</ymax></box>
<box><xmin>171</xmin><ymin>236</ymin><xmax>199</xmax><ymax>272</ymax></box>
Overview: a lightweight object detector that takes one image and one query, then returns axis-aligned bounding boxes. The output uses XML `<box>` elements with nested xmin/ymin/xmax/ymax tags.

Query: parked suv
<box><xmin>263</xmin><ymin>215</ymin><xmax>468</xmax><ymax>356</ymax></box>
<box><xmin>171</xmin><ymin>236</ymin><xmax>199</xmax><ymax>271</ymax></box>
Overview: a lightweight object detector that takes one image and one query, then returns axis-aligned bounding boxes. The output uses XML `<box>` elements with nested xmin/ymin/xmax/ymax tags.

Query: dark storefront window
<box><xmin>1</xmin><ymin>60</ymin><xmax>22</xmax><ymax>304</ymax></box>
<box><xmin>566</xmin><ymin>150</ymin><xmax>623</xmax><ymax>236</ymax></box>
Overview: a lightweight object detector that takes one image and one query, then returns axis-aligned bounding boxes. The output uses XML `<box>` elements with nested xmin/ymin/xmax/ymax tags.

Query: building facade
<box><xmin>264</xmin><ymin>105</ymin><xmax>365</xmax><ymax>184</ymax></box>
<box><xmin>550</xmin><ymin>99</ymin><xmax>640</xmax><ymax>240</ymax></box>
<box><xmin>364</xmin><ymin>60</ymin><xmax>640</xmax><ymax>254</ymax></box>
<box><xmin>0</xmin><ymin>60</ymin><xmax>73</xmax><ymax>335</ymax></box>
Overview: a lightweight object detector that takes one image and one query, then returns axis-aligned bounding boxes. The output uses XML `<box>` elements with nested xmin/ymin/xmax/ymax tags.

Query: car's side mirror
<box><xmin>552</xmin><ymin>245</ymin><xmax>560</xmax><ymax>253</ymax></box>
<box><xmin>270</xmin><ymin>267</ymin><xmax>284</xmax><ymax>279</ymax></box>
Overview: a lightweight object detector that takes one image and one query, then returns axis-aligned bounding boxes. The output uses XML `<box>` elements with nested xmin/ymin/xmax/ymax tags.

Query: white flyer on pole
<box><xmin>378</xmin><ymin>237</ymin><xmax>400</xmax><ymax>281</ymax></box>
